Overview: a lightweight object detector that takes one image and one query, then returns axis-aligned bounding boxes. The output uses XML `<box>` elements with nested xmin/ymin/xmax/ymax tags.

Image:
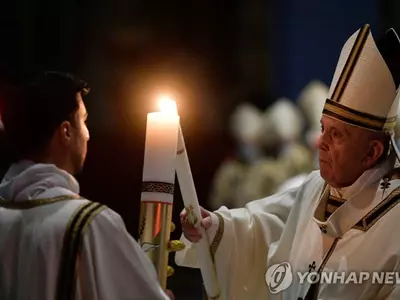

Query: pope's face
<box><xmin>316</xmin><ymin>116</ymin><xmax>376</xmax><ymax>188</ymax></box>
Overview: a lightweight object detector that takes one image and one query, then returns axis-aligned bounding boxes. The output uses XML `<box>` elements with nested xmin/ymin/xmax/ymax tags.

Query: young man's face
<box><xmin>69</xmin><ymin>93</ymin><xmax>90</xmax><ymax>174</ymax></box>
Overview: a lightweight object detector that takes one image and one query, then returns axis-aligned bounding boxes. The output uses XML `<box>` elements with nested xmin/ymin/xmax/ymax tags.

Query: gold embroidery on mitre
<box><xmin>322</xmin><ymin>24</ymin><xmax>398</xmax><ymax>132</ymax></box>
<box><xmin>323</xmin><ymin>99</ymin><xmax>396</xmax><ymax>132</ymax></box>
<box><xmin>331</xmin><ymin>24</ymin><xmax>370</xmax><ymax>103</ymax></box>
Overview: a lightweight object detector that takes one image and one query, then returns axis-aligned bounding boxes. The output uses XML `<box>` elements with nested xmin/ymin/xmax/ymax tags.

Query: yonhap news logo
<box><xmin>265</xmin><ymin>262</ymin><xmax>293</xmax><ymax>294</ymax></box>
<box><xmin>265</xmin><ymin>262</ymin><xmax>400</xmax><ymax>294</ymax></box>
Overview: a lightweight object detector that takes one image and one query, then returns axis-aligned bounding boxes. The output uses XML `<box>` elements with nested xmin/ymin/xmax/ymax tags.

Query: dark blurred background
<box><xmin>0</xmin><ymin>0</ymin><xmax>399</xmax><ymax>298</ymax></box>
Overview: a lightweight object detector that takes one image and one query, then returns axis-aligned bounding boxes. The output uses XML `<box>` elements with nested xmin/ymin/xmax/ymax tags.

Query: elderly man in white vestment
<box><xmin>176</xmin><ymin>25</ymin><xmax>400</xmax><ymax>300</ymax></box>
<box><xmin>0</xmin><ymin>72</ymin><xmax>174</xmax><ymax>300</ymax></box>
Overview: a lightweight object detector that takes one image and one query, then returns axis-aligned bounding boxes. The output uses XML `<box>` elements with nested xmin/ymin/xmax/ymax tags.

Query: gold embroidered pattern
<box><xmin>331</xmin><ymin>24</ymin><xmax>370</xmax><ymax>103</ymax></box>
<box><xmin>323</xmin><ymin>100</ymin><xmax>395</xmax><ymax>131</ymax></box>
<box><xmin>354</xmin><ymin>186</ymin><xmax>400</xmax><ymax>231</ymax></box>
<box><xmin>328</xmin><ymin>194</ymin><xmax>346</xmax><ymax>204</ymax></box>
<box><xmin>56</xmin><ymin>201</ymin><xmax>106</xmax><ymax>300</ymax></box>
<box><xmin>141</xmin><ymin>181</ymin><xmax>174</xmax><ymax>195</ymax></box>
<box><xmin>305</xmin><ymin>238</ymin><xmax>340</xmax><ymax>299</ymax></box>
<box><xmin>0</xmin><ymin>194</ymin><xmax>82</xmax><ymax>209</ymax></box>
<box><xmin>209</xmin><ymin>212</ymin><xmax>224</xmax><ymax>264</ymax></box>
<box><xmin>324</xmin><ymin>195</ymin><xmax>345</xmax><ymax>220</ymax></box>
<box><xmin>326</xmin><ymin>204</ymin><xmax>338</xmax><ymax>214</ymax></box>
<box><xmin>322</xmin><ymin>184</ymin><xmax>400</xmax><ymax>231</ymax></box>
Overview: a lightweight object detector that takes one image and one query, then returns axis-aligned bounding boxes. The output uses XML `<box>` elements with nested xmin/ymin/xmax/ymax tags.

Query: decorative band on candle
<box><xmin>142</xmin><ymin>181</ymin><xmax>175</xmax><ymax>194</ymax></box>
<box><xmin>177</xmin><ymin>147</ymin><xmax>185</xmax><ymax>155</ymax></box>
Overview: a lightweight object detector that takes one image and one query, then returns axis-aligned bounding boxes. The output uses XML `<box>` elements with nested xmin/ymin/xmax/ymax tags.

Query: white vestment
<box><xmin>276</xmin><ymin>173</ymin><xmax>309</xmax><ymax>193</ymax></box>
<box><xmin>0</xmin><ymin>160</ymin><xmax>169</xmax><ymax>300</ymax></box>
<box><xmin>176</xmin><ymin>155</ymin><xmax>400</xmax><ymax>299</ymax></box>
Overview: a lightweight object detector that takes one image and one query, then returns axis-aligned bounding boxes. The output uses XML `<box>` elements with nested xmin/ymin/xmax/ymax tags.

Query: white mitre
<box><xmin>323</xmin><ymin>24</ymin><xmax>400</xmax><ymax>159</ymax></box>
<box><xmin>298</xmin><ymin>80</ymin><xmax>329</xmax><ymax>147</ymax></box>
<box><xmin>229</xmin><ymin>102</ymin><xmax>263</xmax><ymax>144</ymax></box>
<box><xmin>265</xmin><ymin>97</ymin><xmax>305</xmax><ymax>143</ymax></box>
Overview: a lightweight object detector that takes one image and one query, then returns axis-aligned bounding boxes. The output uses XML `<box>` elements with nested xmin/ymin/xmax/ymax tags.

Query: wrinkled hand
<box><xmin>180</xmin><ymin>206</ymin><xmax>212</xmax><ymax>243</ymax></box>
<box><xmin>165</xmin><ymin>289</ymin><xmax>175</xmax><ymax>300</ymax></box>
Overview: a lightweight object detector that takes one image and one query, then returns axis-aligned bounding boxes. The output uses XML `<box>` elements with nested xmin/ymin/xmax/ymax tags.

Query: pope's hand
<box><xmin>180</xmin><ymin>206</ymin><xmax>212</xmax><ymax>243</ymax></box>
<box><xmin>165</xmin><ymin>289</ymin><xmax>175</xmax><ymax>300</ymax></box>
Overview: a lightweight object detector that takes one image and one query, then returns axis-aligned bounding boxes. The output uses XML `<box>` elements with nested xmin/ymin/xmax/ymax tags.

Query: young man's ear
<box><xmin>59</xmin><ymin>121</ymin><xmax>72</xmax><ymax>144</ymax></box>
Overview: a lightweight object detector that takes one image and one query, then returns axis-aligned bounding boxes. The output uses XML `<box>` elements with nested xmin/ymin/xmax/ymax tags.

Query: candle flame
<box><xmin>158</xmin><ymin>95</ymin><xmax>178</xmax><ymax>115</ymax></box>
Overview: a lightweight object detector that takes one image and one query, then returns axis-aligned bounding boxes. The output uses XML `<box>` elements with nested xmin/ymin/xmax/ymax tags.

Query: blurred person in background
<box><xmin>243</xmin><ymin>97</ymin><xmax>313</xmax><ymax>198</ymax></box>
<box><xmin>276</xmin><ymin>80</ymin><xmax>330</xmax><ymax>192</ymax></box>
<box><xmin>298</xmin><ymin>80</ymin><xmax>330</xmax><ymax>169</ymax></box>
<box><xmin>208</xmin><ymin>102</ymin><xmax>266</xmax><ymax>209</ymax></box>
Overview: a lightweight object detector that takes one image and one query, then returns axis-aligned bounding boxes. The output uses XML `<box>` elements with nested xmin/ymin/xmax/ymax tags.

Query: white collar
<box><xmin>313</xmin><ymin>153</ymin><xmax>396</xmax><ymax>237</ymax></box>
<box><xmin>330</xmin><ymin>153</ymin><xmax>394</xmax><ymax>200</ymax></box>
<box><xmin>0</xmin><ymin>160</ymin><xmax>80</xmax><ymax>201</ymax></box>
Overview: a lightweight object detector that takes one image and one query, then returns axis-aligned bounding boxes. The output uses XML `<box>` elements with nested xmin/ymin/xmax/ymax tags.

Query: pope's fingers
<box><xmin>183</xmin><ymin>232</ymin><xmax>202</xmax><ymax>243</ymax></box>
<box><xmin>200</xmin><ymin>216</ymin><xmax>212</xmax><ymax>230</ymax></box>
<box><xmin>180</xmin><ymin>206</ymin><xmax>210</xmax><ymax>220</ymax></box>
<box><xmin>182</xmin><ymin>224</ymin><xmax>203</xmax><ymax>242</ymax></box>
<box><xmin>200</xmin><ymin>207</ymin><xmax>211</xmax><ymax>218</ymax></box>
<box><xmin>181</xmin><ymin>222</ymin><xmax>200</xmax><ymax>235</ymax></box>
<box><xmin>179</xmin><ymin>208</ymin><xmax>187</xmax><ymax>219</ymax></box>
<box><xmin>180</xmin><ymin>214</ymin><xmax>197</xmax><ymax>230</ymax></box>
<box><xmin>165</xmin><ymin>289</ymin><xmax>175</xmax><ymax>300</ymax></box>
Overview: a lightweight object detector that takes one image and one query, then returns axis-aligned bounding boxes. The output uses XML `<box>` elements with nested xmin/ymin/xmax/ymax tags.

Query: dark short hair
<box><xmin>1</xmin><ymin>71</ymin><xmax>90</xmax><ymax>160</ymax></box>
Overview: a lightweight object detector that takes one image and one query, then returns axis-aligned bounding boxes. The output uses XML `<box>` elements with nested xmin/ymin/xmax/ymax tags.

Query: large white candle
<box><xmin>140</xmin><ymin>99</ymin><xmax>180</xmax><ymax>289</ymax></box>
<box><xmin>141</xmin><ymin>100</ymin><xmax>180</xmax><ymax>204</ymax></box>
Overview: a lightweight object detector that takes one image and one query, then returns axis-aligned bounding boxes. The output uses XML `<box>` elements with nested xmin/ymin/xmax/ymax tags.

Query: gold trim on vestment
<box><xmin>328</xmin><ymin>194</ymin><xmax>345</xmax><ymax>204</ymax></box>
<box><xmin>0</xmin><ymin>194</ymin><xmax>82</xmax><ymax>209</ymax></box>
<box><xmin>305</xmin><ymin>238</ymin><xmax>340</xmax><ymax>300</ymax></box>
<box><xmin>209</xmin><ymin>212</ymin><xmax>224</xmax><ymax>264</ymax></box>
<box><xmin>326</xmin><ymin>204</ymin><xmax>338</xmax><ymax>214</ymax></box>
<box><xmin>321</xmin><ymin>185</ymin><xmax>400</xmax><ymax>231</ymax></box>
<box><xmin>355</xmin><ymin>186</ymin><xmax>400</xmax><ymax>231</ymax></box>
<box><xmin>56</xmin><ymin>201</ymin><xmax>106</xmax><ymax>300</ymax></box>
